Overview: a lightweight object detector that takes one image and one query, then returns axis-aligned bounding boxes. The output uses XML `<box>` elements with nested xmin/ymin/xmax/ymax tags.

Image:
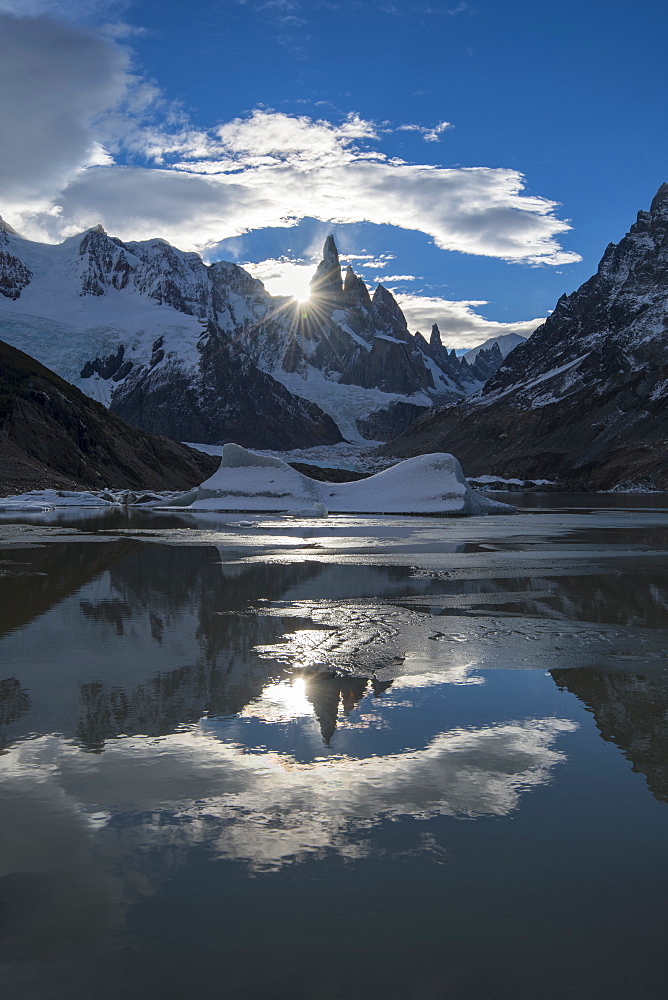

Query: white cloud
<box><xmin>394</xmin><ymin>292</ymin><xmax>544</xmax><ymax>349</ymax></box>
<box><xmin>398</xmin><ymin>120</ymin><xmax>453</xmax><ymax>142</ymax></box>
<box><xmin>0</xmin><ymin>15</ymin><xmax>581</xmax><ymax>270</ymax></box>
<box><xmin>377</xmin><ymin>274</ymin><xmax>418</xmax><ymax>282</ymax></box>
<box><xmin>0</xmin><ymin>14</ymin><xmax>131</xmax><ymax>202</ymax></box>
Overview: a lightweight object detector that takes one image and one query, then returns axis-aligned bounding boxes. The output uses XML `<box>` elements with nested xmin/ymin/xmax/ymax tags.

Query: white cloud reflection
<box><xmin>1</xmin><ymin>712</ymin><xmax>577</xmax><ymax>878</ymax></box>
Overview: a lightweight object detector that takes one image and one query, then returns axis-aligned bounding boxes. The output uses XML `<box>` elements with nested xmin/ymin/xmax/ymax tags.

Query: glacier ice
<box><xmin>182</xmin><ymin>443</ymin><xmax>516</xmax><ymax>515</ymax></box>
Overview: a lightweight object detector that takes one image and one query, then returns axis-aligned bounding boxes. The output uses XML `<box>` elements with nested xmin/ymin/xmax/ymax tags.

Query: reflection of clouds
<box><xmin>2</xmin><ymin>716</ymin><xmax>576</xmax><ymax>878</ymax></box>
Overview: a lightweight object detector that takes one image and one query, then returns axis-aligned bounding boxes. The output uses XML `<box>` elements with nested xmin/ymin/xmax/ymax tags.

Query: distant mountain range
<box><xmin>0</xmin><ymin>222</ymin><xmax>517</xmax><ymax>447</ymax></box>
<box><xmin>383</xmin><ymin>183</ymin><xmax>668</xmax><ymax>490</ymax></box>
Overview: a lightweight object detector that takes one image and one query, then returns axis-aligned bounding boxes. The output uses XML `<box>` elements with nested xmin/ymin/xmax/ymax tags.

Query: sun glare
<box><xmin>243</xmin><ymin>258</ymin><xmax>314</xmax><ymax>303</ymax></box>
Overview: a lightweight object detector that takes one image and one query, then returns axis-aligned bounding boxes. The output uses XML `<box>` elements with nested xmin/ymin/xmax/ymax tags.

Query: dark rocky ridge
<box><xmin>382</xmin><ymin>183</ymin><xmax>668</xmax><ymax>490</ymax></box>
<box><xmin>0</xmin><ymin>339</ymin><xmax>217</xmax><ymax>496</ymax></box>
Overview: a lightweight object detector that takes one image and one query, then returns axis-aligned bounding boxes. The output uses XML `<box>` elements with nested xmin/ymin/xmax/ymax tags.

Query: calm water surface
<box><xmin>1</xmin><ymin>497</ymin><xmax>668</xmax><ymax>999</ymax></box>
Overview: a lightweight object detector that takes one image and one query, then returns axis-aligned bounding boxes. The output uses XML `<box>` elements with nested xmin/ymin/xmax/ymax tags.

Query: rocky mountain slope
<box><xmin>0</xmin><ymin>221</ymin><xmax>506</xmax><ymax>445</ymax></box>
<box><xmin>0</xmin><ymin>339</ymin><xmax>217</xmax><ymax>496</ymax></box>
<box><xmin>383</xmin><ymin>183</ymin><xmax>668</xmax><ymax>490</ymax></box>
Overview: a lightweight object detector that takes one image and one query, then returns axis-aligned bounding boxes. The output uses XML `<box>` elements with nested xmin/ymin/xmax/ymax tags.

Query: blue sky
<box><xmin>1</xmin><ymin>0</ymin><xmax>666</xmax><ymax>347</ymax></box>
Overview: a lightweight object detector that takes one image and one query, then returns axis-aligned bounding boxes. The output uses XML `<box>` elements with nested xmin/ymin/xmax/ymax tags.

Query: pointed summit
<box><xmin>650</xmin><ymin>182</ymin><xmax>668</xmax><ymax>214</ymax></box>
<box><xmin>372</xmin><ymin>284</ymin><xmax>408</xmax><ymax>329</ymax></box>
<box><xmin>322</xmin><ymin>234</ymin><xmax>339</xmax><ymax>267</ymax></box>
<box><xmin>344</xmin><ymin>265</ymin><xmax>372</xmax><ymax>310</ymax></box>
<box><xmin>430</xmin><ymin>323</ymin><xmax>442</xmax><ymax>350</ymax></box>
<box><xmin>310</xmin><ymin>235</ymin><xmax>344</xmax><ymax>302</ymax></box>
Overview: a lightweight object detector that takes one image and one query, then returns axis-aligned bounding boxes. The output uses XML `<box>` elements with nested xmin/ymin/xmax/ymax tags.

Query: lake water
<box><xmin>1</xmin><ymin>497</ymin><xmax>668</xmax><ymax>999</ymax></box>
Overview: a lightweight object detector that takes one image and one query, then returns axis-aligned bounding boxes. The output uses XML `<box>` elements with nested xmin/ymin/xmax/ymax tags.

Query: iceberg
<box><xmin>180</xmin><ymin>444</ymin><xmax>516</xmax><ymax>515</ymax></box>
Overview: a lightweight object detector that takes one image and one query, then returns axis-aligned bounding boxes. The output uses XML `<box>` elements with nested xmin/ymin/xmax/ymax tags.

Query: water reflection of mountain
<box><xmin>3</xmin><ymin>532</ymin><xmax>668</xmax><ymax>753</ymax></box>
<box><xmin>0</xmin><ymin>539</ymin><xmax>135</xmax><ymax>636</ymax></box>
<box><xmin>552</xmin><ymin>668</ymin><xmax>668</xmax><ymax>803</ymax></box>
<box><xmin>0</xmin><ymin>543</ymin><xmax>423</xmax><ymax>751</ymax></box>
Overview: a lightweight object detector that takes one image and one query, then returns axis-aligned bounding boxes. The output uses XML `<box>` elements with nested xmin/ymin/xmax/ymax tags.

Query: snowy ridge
<box><xmin>0</xmin><ymin>227</ymin><xmax>508</xmax><ymax>446</ymax></box>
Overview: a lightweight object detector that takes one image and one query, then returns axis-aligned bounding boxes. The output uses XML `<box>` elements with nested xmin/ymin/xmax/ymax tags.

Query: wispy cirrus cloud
<box><xmin>398</xmin><ymin>120</ymin><xmax>453</xmax><ymax>142</ymax></box>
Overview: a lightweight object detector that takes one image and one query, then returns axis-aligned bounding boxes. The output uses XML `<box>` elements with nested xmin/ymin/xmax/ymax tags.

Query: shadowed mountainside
<box><xmin>0</xmin><ymin>339</ymin><xmax>217</xmax><ymax>495</ymax></box>
<box><xmin>382</xmin><ymin>184</ymin><xmax>668</xmax><ymax>490</ymax></box>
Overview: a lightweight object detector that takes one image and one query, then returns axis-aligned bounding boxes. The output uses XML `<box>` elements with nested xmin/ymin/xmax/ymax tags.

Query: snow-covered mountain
<box><xmin>383</xmin><ymin>183</ymin><xmax>668</xmax><ymax>490</ymax></box>
<box><xmin>0</xmin><ymin>221</ymin><xmax>502</xmax><ymax>445</ymax></box>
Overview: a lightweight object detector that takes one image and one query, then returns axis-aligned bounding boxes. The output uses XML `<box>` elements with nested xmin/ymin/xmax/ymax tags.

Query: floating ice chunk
<box><xmin>288</xmin><ymin>502</ymin><xmax>329</xmax><ymax>518</ymax></box>
<box><xmin>185</xmin><ymin>443</ymin><xmax>516</xmax><ymax>515</ymax></box>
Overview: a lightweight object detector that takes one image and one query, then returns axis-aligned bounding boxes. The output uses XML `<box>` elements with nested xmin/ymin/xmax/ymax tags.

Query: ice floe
<box><xmin>178</xmin><ymin>443</ymin><xmax>516</xmax><ymax>515</ymax></box>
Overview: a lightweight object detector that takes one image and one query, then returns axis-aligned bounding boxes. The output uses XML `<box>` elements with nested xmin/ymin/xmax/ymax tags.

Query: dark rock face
<box><xmin>383</xmin><ymin>183</ymin><xmax>668</xmax><ymax>490</ymax></box>
<box><xmin>109</xmin><ymin>323</ymin><xmax>343</xmax><ymax>449</ymax></box>
<box><xmin>310</xmin><ymin>235</ymin><xmax>344</xmax><ymax>304</ymax></box>
<box><xmin>341</xmin><ymin>334</ymin><xmax>434</xmax><ymax>394</ymax></box>
<box><xmin>0</xmin><ymin>339</ymin><xmax>217</xmax><ymax>495</ymax></box>
<box><xmin>356</xmin><ymin>400</ymin><xmax>431</xmax><ymax>441</ymax></box>
<box><xmin>0</xmin><ymin>225</ymin><xmax>32</xmax><ymax>300</ymax></box>
<box><xmin>78</xmin><ymin>227</ymin><xmax>131</xmax><ymax>296</ymax></box>
<box><xmin>80</xmin><ymin>344</ymin><xmax>131</xmax><ymax>381</ymax></box>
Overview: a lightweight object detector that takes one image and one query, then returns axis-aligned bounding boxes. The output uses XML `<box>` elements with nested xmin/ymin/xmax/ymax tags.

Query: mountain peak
<box><xmin>322</xmin><ymin>234</ymin><xmax>339</xmax><ymax>266</ymax></box>
<box><xmin>430</xmin><ymin>323</ymin><xmax>442</xmax><ymax>349</ymax></box>
<box><xmin>343</xmin><ymin>265</ymin><xmax>372</xmax><ymax>310</ymax></box>
<box><xmin>372</xmin><ymin>284</ymin><xmax>409</xmax><ymax>332</ymax></box>
<box><xmin>310</xmin><ymin>234</ymin><xmax>343</xmax><ymax>301</ymax></box>
<box><xmin>650</xmin><ymin>182</ymin><xmax>668</xmax><ymax>214</ymax></box>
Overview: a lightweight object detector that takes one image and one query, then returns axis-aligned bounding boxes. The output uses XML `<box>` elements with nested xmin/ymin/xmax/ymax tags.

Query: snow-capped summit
<box><xmin>383</xmin><ymin>182</ymin><xmax>668</xmax><ymax>490</ymax></box>
<box><xmin>0</xmin><ymin>215</ymin><xmax>21</xmax><ymax>236</ymax></box>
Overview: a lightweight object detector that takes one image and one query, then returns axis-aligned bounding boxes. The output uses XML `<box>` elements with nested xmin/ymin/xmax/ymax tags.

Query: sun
<box><xmin>242</xmin><ymin>258</ymin><xmax>314</xmax><ymax>303</ymax></box>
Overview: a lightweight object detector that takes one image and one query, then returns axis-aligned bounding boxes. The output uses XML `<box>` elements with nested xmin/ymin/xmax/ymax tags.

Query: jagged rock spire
<box><xmin>372</xmin><ymin>284</ymin><xmax>408</xmax><ymax>329</ymax></box>
<box><xmin>310</xmin><ymin>234</ymin><xmax>344</xmax><ymax>301</ymax></box>
<box><xmin>430</xmin><ymin>323</ymin><xmax>442</xmax><ymax>350</ymax></box>
<box><xmin>343</xmin><ymin>265</ymin><xmax>372</xmax><ymax>310</ymax></box>
<box><xmin>650</xmin><ymin>182</ymin><xmax>668</xmax><ymax>213</ymax></box>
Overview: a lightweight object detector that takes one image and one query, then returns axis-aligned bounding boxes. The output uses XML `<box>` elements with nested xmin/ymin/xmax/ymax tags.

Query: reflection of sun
<box><xmin>241</xmin><ymin>678</ymin><xmax>313</xmax><ymax>723</ymax></box>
